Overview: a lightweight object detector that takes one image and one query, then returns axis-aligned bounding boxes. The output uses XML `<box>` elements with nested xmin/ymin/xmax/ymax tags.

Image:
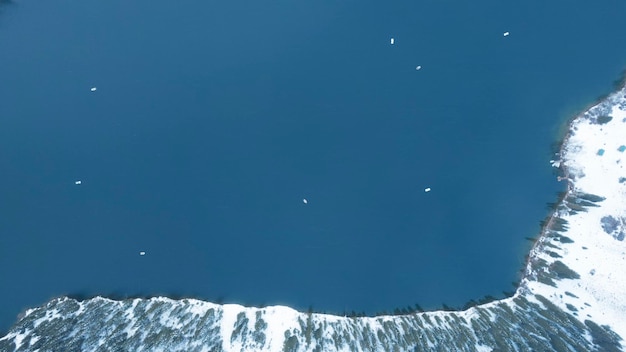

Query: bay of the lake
<box><xmin>1</xmin><ymin>0</ymin><xmax>626</xmax><ymax>333</ymax></box>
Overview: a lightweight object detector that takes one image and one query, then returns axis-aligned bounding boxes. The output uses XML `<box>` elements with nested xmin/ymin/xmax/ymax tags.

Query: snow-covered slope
<box><xmin>1</xmin><ymin>87</ymin><xmax>625</xmax><ymax>351</ymax></box>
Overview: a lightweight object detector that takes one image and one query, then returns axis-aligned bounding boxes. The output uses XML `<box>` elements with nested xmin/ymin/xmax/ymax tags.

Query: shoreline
<box><xmin>519</xmin><ymin>69</ymin><xmax>626</xmax><ymax>293</ymax></box>
<box><xmin>5</xmin><ymin>73</ymin><xmax>626</xmax><ymax>326</ymax></box>
<box><xmin>3</xmin><ymin>74</ymin><xmax>626</xmax><ymax>351</ymax></box>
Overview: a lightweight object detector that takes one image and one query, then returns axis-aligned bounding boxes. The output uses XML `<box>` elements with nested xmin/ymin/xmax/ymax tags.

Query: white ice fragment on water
<box><xmin>90</xmin><ymin>87</ymin><xmax>97</xmax><ymax>92</ymax></box>
<box><xmin>75</xmin><ymin>180</ymin><xmax>82</xmax><ymax>185</ymax></box>
<box><xmin>390</xmin><ymin>38</ymin><xmax>395</xmax><ymax>45</ymax></box>
<box><xmin>503</xmin><ymin>31</ymin><xmax>510</xmax><ymax>37</ymax></box>
<box><xmin>424</xmin><ymin>187</ymin><xmax>431</xmax><ymax>192</ymax></box>
<box><xmin>415</xmin><ymin>65</ymin><xmax>422</xmax><ymax>70</ymax></box>
<box><xmin>303</xmin><ymin>198</ymin><xmax>308</xmax><ymax>204</ymax></box>
<box><xmin>139</xmin><ymin>251</ymin><xmax>146</xmax><ymax>256</ymax></box>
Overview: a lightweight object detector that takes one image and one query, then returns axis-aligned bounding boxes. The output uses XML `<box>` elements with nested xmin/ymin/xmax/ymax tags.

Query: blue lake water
<box><xmin>1</xmin><ymin>0</ymin><xmax>626</xmax><ymax>332</ymax></box>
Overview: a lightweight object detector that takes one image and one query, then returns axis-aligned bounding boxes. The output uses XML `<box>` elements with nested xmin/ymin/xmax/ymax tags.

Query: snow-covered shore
<box><xmin>521</xmin><ymin>83</ymin><xmax>626</xmax><ymax>339</ymax></box>
<box><xmin>1</xmin><ymin>86</ymin><xmax>625</xmax><ymax>351</ymax></box>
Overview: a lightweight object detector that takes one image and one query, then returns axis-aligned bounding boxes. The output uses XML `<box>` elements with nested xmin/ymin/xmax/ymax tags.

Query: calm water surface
<box><xmin>1</xmin><ymin>0</ymin><xmax>626</xmax><ymax>332</ymax></box>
